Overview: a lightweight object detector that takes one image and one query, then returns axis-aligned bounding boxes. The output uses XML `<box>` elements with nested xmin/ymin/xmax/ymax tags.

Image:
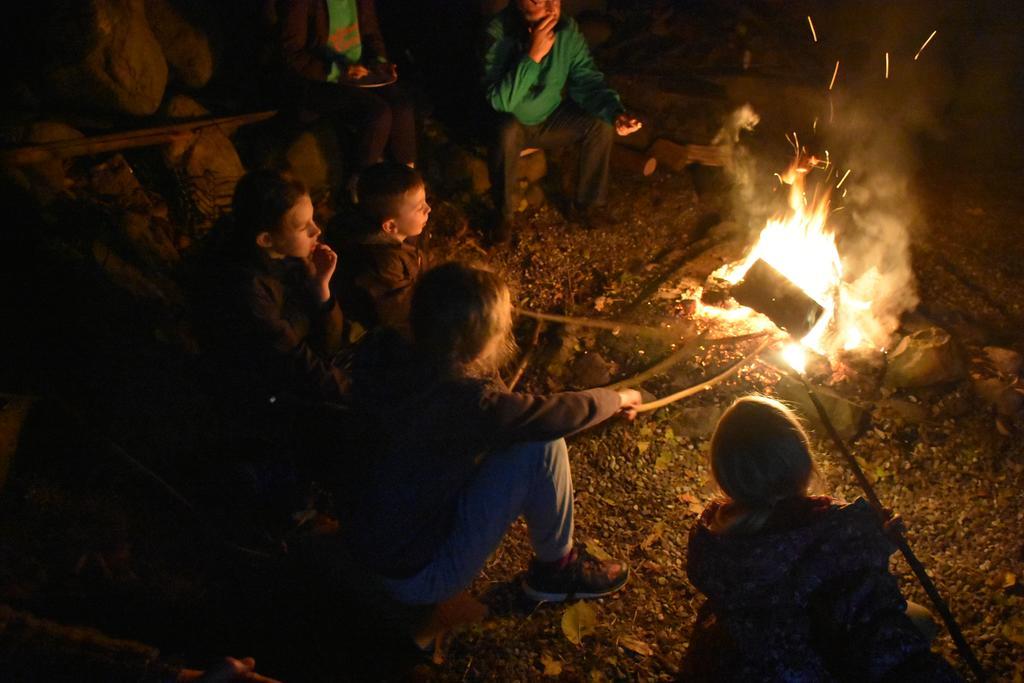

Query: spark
<box><xmin>885</xmin><ymin>52</ymin><xmax>890</xmax><ymax>79</ymax></box>
<box><xmin>836</xmin><ymin>168</ymin><xmax>852</xmax><ymax>188</ymax></box>
<box><xmin>829</xmin><ymin>61</ymin><xmax>840</xmax><ymax>90</ymax></box>
<box><xmin>829</xmin><ymin>95</ymin><xmax>834</xmax><ymax>122</ymax></box>
<box><xmin>807</xmin><ymin>15</ymin><xmax>818</xmax><ymax>43</ymax></box>
<box><xmin>813</xmin><ymin>117</ymin><xmax>818</xmax><ymax>133</ymax></box>
<box><xmin>914</xmin><ymin>30</ymin><xmax>937</xmax><ymax>60</ymax></box>
<box><xmin>774</xmin><ymin>173</ymin><xmax>784</xmax><ymax>184</ymax></box>
<box><xmin>842</xmin><ymin>188</ymin><xmax>848</xmax><ymax>198</ymax></box>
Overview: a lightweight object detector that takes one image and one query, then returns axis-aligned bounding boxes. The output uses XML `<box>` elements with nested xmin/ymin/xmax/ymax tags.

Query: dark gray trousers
<box><xmin>491</xmin><ymin>101</ymin><xmax>614</xmax><ymax>219</ymax></box>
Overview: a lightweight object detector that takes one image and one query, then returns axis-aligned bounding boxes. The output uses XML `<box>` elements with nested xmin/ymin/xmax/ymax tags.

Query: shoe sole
<box><xmin>520</xmin><ymin>569</ymin><xmax>630</xmax><ymax>603</ymax></box>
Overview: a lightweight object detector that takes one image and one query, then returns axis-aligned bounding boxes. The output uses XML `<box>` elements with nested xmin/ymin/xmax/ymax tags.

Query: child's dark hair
<box><xmin>410</xmin><ymin>262</ymin><xmax>514</xmax><ymax>376</ymax></box>
<box><xmin>229</xmin><ymin>169</ymin><xmax>308</xmax><ymax>248</ymax></box>
<box><xmin>710</xmin><ymin>395</ymin><xmax>815</xmax><ymax>534</ymax></box>
<box><xmin>356</xmin><ymin>163</ymin><xmax>424</xmax><ymax>225</ymax></box>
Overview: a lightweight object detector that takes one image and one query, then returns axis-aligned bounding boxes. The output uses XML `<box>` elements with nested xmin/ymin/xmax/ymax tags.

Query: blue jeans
<box><xmin>382</xmin><ymin>439</ymin><xmax>574</xmax><ymax>605</ymax></box>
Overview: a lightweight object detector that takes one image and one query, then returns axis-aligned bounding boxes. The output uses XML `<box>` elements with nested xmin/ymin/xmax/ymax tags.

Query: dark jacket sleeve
<box><xmin>479</xmin><ymin>386</ymin><xmax>621</xmax><ymax>444</ymax></box>
<box><xmin>247</xmin><ymin>278</ymin><xmax>348</xmax><ymax>401</ymax></box>
<box><xmin>278</xmin><ymin>0</ymin><xmax>327</xmax><ymax>81</ymax></box>
<box><xmin>357</xmin><ymin>0</ymin><xmax>388</xmax><ymax>63</ymax></box>
<box><xmin>352</xmin><ymin>246</ymin><xmax>422</xmax><ymax>329</ymax></box>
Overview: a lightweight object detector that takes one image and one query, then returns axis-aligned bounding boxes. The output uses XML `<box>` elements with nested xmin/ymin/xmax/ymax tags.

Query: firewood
<box><xmin>612</xmin><ymin>145</ymin><xmax>657</xmax><ymax>176</ymax></box>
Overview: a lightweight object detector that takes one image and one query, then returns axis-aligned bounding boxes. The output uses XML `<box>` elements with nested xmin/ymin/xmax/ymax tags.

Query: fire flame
<box><xmin>714</xmin><ymin>152</ymin><xmax>878</xmax><ymax>372</ymax></box>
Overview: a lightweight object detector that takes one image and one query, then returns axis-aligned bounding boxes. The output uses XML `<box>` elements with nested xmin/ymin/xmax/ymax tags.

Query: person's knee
<box><xmin>495</xmin><ymin>116</ymin><xmax>524</xmax><ymax>153</ymax></box>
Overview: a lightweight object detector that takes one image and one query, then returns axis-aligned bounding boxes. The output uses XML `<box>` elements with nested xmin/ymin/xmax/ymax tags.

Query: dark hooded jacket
<box><xmin>343</xmin><ymin>329</ymin><xmax>621</xmax><ymax>578</ymax></box>
<box><xmin>681</xmin><ymin>496</ymin><xmax>961</xmax><ymax>682</ymax></box>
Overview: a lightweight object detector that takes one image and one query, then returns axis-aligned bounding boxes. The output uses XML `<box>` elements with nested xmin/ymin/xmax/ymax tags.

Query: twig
<box><xmin>514</xmin><ymin>307</ymin><xmax>687</xmax><ymax>341</ymax></box>
<box><xmin>634</xmin><ymin>336</ymin><xmax>772</xmax><ymax>413</ymax></box>
<box><xmin>607</xmin><ymin>331</ymin><xmax>767</xmax><ymax>390</ymax></box>
<box><xmin>508</xmin><ymin>320</ymin><xmax>544</xmax><ymax>390</ymax></box>
<box><xmin>795</xmin><ymin>377</ymin><xmax>987</xmax><ymax>681</ymax></box>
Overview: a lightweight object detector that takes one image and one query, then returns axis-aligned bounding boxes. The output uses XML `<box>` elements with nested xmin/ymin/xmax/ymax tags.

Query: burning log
<box><xmin>729</xmin><ymin>259</ymin><xmax>824</xmax><ymax>339</ymax></box>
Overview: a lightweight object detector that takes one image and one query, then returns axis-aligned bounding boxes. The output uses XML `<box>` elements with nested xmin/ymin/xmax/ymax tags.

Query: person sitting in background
<box><xmin>332</xmin><ymin>162</ymin><xmax>431</xmax><ymax>332</ymax></box>
<box><xmin>481</xmin><ymin>0</ymin><xmax>642</xmax><ymax>242</ymax></box>
<box><xmin>344</xmin><ymin>262</ymin><xmax>642</xmax><ymax>650</ymax></box>
<box><xmin>681</xmin><ymin>395</ymin><xmax>961</xmax><ymax>681</ymax></box>
<box><xmin>275</xmin><ymin>0</ymin><xmax>417</xmax><ymax>197</ymax></box>
<box><xmin>192</xmin><ymin>169</ymin><xmax>347</xmax><ymax>414</ymax></box>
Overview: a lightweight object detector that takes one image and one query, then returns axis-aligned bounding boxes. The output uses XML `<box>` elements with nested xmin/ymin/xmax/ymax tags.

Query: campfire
<box><xmin>698</xmin><ymin>149</ymin><xmax>893</xmax><ymax>373</ymax></box>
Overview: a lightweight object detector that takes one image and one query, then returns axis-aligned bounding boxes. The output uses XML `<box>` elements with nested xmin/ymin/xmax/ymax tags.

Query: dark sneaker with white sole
<box><xmin>522</xmin><ymin>544</ymin><xmax>629</xmax><ymax>602</ymax></box>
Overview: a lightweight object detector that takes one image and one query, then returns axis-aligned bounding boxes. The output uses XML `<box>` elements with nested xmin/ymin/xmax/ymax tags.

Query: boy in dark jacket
<box><xmin>333</xmin><ymin>162</ymin><xmax>430</xmax><ymax>331</ymax></box>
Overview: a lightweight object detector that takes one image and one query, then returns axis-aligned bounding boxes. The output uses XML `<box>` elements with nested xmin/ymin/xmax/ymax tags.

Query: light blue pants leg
<box><xmin>382</xmin><ymin>439</ymin><xmax>574</xmax><ymax>605</ymax></box>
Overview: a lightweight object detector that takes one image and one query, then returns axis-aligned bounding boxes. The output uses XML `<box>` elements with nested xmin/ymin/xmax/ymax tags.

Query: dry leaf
<box><xmin>641</xmin><ymin>521</ymin><xmax>665</xmax><ymax>550</ymax></box>
<box><xmin>585</xmin><ymin>538</ymin><xmax>613</xmax><ymax>561</ymax></box>
<box><xmin>1002</xmin><ymin>572</ymin><xmax>1018</xmax><ymax>590</ymax></box>
<box><xmin>636</xmin><ymin>441</ymin><xmax>651</xmax><ymax>454</ymax></box>
<box><xmin>540</xmin><ymin>653</ymin><xmax>563</xmax><ymax>677</ymax></box>
<box><xmin>619</xmin><ymin>634</ymin><xmax>654</xmax><ymax>656</ymax></box>
<box><xmin>562</xmin><ymin>602</ymin><xmax>598</xmax><ymax>645</ymax></box>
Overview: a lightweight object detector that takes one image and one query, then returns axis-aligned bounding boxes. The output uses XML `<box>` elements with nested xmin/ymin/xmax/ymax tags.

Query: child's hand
<box><xmin>310</xmin><ymin>243</ymin><xmax>338</xmax><ymax>301</ymax></box>
<box><xmin>615</xmin><ymin>113</ymin><xmax>642</xmax><ymax>136</ymax></box>
<box><xmin>616</xmin><ymin>389</ymin><xmax>643</xmax><ymax>420</ymax></box>
<box><xmin>528</xmin><ymin>13</ymin><xmax>558</xmax><ymax>63</ymax></box>
<box><xmin>346</xmin><ymin>64</ymin><xmax>370</xmax><ymax>81</ymax></box>
<box><xmin>882</xmin><ymin>507</ymin><xmax>906</xmax><ymax>541</ymax></box>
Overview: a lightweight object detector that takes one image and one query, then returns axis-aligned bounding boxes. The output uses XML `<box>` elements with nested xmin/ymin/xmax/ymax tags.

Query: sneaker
<box><xmin>522</xmin><ymin>544</ymin><xmax>629</xmax><ymax>602</ymax></box>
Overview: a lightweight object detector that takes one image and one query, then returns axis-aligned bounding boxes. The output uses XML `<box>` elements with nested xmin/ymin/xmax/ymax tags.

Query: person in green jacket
<box><xmin>481</xmin><ymin>0</ymin><xmax>642</xmax><ymax>242</ymax></box>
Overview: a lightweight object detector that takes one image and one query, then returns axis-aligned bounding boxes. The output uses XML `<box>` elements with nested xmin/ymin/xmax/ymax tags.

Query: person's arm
<box><xmin>564</xmin><ymin>20</ymin><xmax>625</xmax><ymax>123</ymax></box>
<box><xmin>481</xmin><ymin>386</ymin><xmax>631</xmax><ymax>444</ymax></box>
<box><xmin>278</xmin><ymin>0</ymin><xmax>327</xmax><ymax>79</ymax></box>
<box><xmin>352</xmin><ymin>255</ymin><xmax>415</xmax><ymax>330</ymax></box>
<box><xmin>356</xmin><ymin>0</ymin><xmax>389</xmax><ymax>64</ymax></box>
<box><xmin>247</xmin><ymin>279</ymin><xmax>348</xmax><ymax>401</ymax></box>
<box><xmin>482</xmin><ymin>19</ymin><xmax>543</xmax><ymax>114</ymax></box>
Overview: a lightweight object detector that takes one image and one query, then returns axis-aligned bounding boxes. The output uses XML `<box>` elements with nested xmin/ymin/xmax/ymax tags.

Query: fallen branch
<box><xmin>507</xmin><ymin>319</ymin><xmax>544</xmax><ymax>390</ymax></box>
<box><xmin>513</xmin><ymin>307</ymin><xmax>688</xmax><ymax>341</ymax></box>
<box><xmin>1</xmin><ymin>110</ymin><xmax>278</xmax><ymax>166</ymax></box>
<box><xmin>633</xmin><ymin>335</ymin><xmax>772</xmax><ymax>413</ymax></box>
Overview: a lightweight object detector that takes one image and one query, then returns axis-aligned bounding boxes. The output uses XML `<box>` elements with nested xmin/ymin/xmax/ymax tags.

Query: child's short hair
<box><xmin>710</xmin><ymin>396</ymin><xmax>814</xmax><ymax>519</ymax></box>
<box><xmin>356</xmin><ymin>163</ymin><xmax>425</xmax><ymax>225</ymax></box>
<box><xmin>231</xmin><ymin>169</ymin><xmax>308</xmax><ymax>244</ymax></box>
<box><xmin>410</xmin><ymin>262</ymin><xmax>512</xmax><ymax>374</ymax></box>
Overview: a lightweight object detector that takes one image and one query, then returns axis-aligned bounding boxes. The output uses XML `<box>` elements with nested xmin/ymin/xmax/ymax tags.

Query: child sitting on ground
<box><xmin>193</xmin><ymin>169</ymin><xmax>347</xmax><ymax>412</ymax></box>
<box><xmin>343</xmin><ymin>262</ymin><xmax>642</xmax><ymax>633</ymax></box>
<box><xmin>682</xmin><ymin>395</ymin><xmax>960</xmax><ymax>681</ymax></box>
<box><xmin>333</xmin><ymin>162</ymin><xmax>431</xmax><ymax>331</ymax></box>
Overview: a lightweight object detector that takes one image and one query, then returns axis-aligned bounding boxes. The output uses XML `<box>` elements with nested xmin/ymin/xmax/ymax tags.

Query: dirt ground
<box><xmin>2</xmin><ymin>2</ymin><xmax>1022</xmax><ymax>681</ymax></box>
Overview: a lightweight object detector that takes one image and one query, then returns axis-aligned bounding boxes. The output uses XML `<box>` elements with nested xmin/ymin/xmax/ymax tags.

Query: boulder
<box><xmin>88</xmin><ymin>154</ymin><xmax>152</xmax><ymax>211</ymax></box>
<box><xmin>282</xmin><ymin>123</ymin><xmax>345</xmax><ymax>202</ymax></box>
<box><xmin>442</xmin><ymin>147</ymin><xmax>491</xmax><ymax>195</ymax></box>
<box><xmin>162</xmin><ymin>95</ymin><xmax>246</xmax><ymax>231</ymax></box>
<box><xmin>145</xmin><ymin>0</ymin><xmax>214</xmax><ymax>89</ymax></box>
<box><xmin>517</xmin><ymin>149</ymin><xmax>547</xmax><ymax>183</ymax></box>
<box><xmin>884</xmin><ymin>327</ymin><xmax>967</xmax><ymax>388</ymax></box>
<box><xmin>5</xmin><ymin>122</ymin><xmax>84</xmax><ymax>204</ymax></box>
<box><xmin>525</xmin><ymin>182</ymin><xmax>546</xmax><ymax>208</ymax></box>
<box><xmin>669</xmin><ymin>404</ymin><xmax>724</xmax><ymax>439</ymax></box>
<box><xmin>39</xmin><ymin>0</ymin><xmax>168</xmax><ymax>116</ymax></box>
<box><xmin>983</xmin><ymin>346</ymin><xmax>1023</xmax><ymax>377</ymax></box>
<box><xmin>777</xmin><ymin>377</ymin><xmax>867</xmax><ymax>441</ymax></box>
<box><xmin>576</xmin><ymin>12</ymin><xmax>614</xmax><ymax>48</ymax></box>
<box><xmin>972</xmin><ymin>377</ymin><xmax>1024</xmax><ymax>417</ymax></box>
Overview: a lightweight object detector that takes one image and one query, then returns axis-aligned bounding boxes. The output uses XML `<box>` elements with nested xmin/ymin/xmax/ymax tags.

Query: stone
<box><xmin>145</xmin><ymin>0</ymin><xmax>214</xmax><ymax>89</ymax></box>
<box><xmin>525</xmin><ymin>182</ymin><xmax>546</xmax><ymax>209</ymax></box>
<box><xmin>576</xmin><ymin>12</ymin><xmax>614</xmax><ymax>48</ymax></box>
<box><xmin>0</xmin><ymin>395</ymin><xmax>36</xmax><ymax>491</ymax></box>
<box><xmin>4</xmin><ymin>122</ymin><xmax>84</xmax><ymax>204</ymax></box>
<box><xmin>442</xmin><ymin>147</ymin><xmax>491</xmax><ymax>195</ymax></box>
<box><xmin>972</xmin><ymin>377</ymin><xmax>1024</xmax><ymax>417</ymax></box>
<box><xmin>983</xmin><ymin>346</ymin><xmax>1023</xmax><ymax>377</ymax></box>
<box><xmin>570</xmin><ymin>352</ymin><xmax>613</xmax><ymax>388</ymax></box>
<box><xmin>118</xmin><ymin>210</ymin><xmax>180</xmax><ymax>269</ymax></box>
<box><xmin>283</xmin><ymin>124</ymin><xmax>345</xmax><ymax>202</ymax></box>
<box><xmin>517</xmin><ymin>149</ymin><xmax>547</xmax><ymax>184</ymax></box>
<box><xmin>162</xmin><ymin>95</ymin><xmax>246</xmax><ymax>231</ymax></box>
<box><xmin>777</xmin><ymin>376</ymin><xmax>867</xmax><ymax>441</ymax></box>
<box><xmin>884</xmin><ymin>327</ymin><xmax>966</xmax><ymax>388</ymax></box>
<box><xmin>669</xmin><ymin>404</ymin><xmax>724</xmax><ymax>439</ymax></box>
<box><xmin>87</xmin><ymin>154</ymin><xmax>152</xmax><ymax>210</ymax></box>
<box><xmin>39</xmin><ymin>0</ymin><xmax>168</xmax><ymax>116</ymax></box>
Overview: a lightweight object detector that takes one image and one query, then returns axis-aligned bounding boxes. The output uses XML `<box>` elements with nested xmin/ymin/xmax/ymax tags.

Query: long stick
<box><xmin>507</xmin><ymin>319</ymin><xmax>544</xmax><ymax>390</ymax></box>
<box><xmin>1</xmin><ymin>110</ymin><xmax>278</xmax><ymax>165</ymax></box>
<box><xmin>632</xmin><ymin>336</ymin><xmax>772</xmax><ymax>412</ymax></box>
<box><xmin>513</xmin><ymin>307</ymin><xmax>688</xmax><ymax>341</ymax></box>
<box><xmin>797</xmin><ymin>377</ymin><xmax>986</xmax><ymax>681</ymax></box>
